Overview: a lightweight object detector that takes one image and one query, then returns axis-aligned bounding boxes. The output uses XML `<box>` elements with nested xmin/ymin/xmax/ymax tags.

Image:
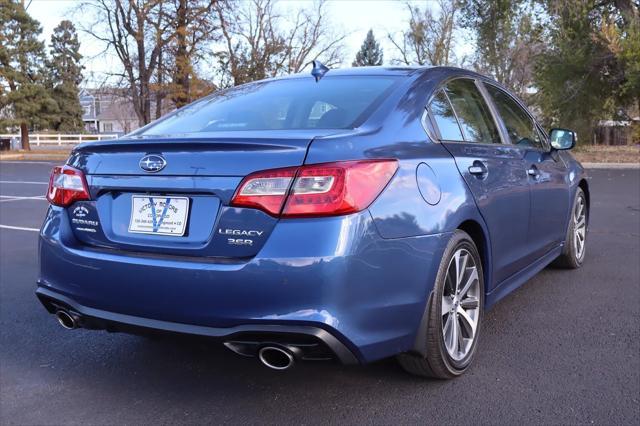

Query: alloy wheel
<box><xmin>573</xmin><ymin>194</ymin><xmax>587</xmax><ymax>261</ymax></box>
<box><xmin>441</xmin><ymin>248</ymin><xmax>480</xmax><ymax>361</ymax></box>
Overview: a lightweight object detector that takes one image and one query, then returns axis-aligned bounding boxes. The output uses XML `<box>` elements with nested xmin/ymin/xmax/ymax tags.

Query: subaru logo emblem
<box><xmin>139</xmin><ymin>154</ymin><xmax>166</xmax><ymax>173</ymax></box>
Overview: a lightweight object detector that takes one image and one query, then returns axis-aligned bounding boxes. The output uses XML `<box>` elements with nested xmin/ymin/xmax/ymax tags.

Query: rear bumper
<box><xmin>36</xmin><ymin>286</ymin><xmax>358</xmax><ymax>364</ymax></box>
<box><xmin>38</xmin><ymin>206</ymin><xmax>451</xmax><ymax>363</ymax></box>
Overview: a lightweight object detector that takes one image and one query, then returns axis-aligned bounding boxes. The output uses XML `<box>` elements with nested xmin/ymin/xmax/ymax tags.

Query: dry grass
<box><xmin>572</xmin><ymin>144</ymin><xmax>640</xmax><ymax>163</ymax></box>
<box><xmin>27</xmin><ymin>149</ymin><xmax>72</xmax><ymax>154</ymax></box>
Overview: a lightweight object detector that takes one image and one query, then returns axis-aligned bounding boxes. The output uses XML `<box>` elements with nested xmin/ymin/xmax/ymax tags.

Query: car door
<box><xmin>428</xmin><ymin>78</ymin><xmax>533</xmax><ymax>286</ymax></box>
<box><xmin>483</xmin><ymin>83</ymin><xmax>571</xmax><ymax>258</ymax></box>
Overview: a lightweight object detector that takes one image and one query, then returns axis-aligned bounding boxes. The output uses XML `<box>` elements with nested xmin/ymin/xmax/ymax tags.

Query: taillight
<box><xmin>231</xmin><ymin>160</ymin><xmax>398</xmax><ymax>217</ymax></box>
<box><xmin>230</xmin><ymin>167</ymin><xmax>297</xmax><ymax>216</ymax></box>
<box><xmin>46</xmin><ymin>165</ymin><xmax>90</xmax><ymax>207</ymax></box>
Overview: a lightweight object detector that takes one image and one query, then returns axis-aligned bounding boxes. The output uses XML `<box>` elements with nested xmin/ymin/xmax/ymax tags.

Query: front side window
<box><xmin>444</xmin><ymin>79</ymin><xmax>501</xmax><ymax>144</ymax></box>
<box><xmin>136</xmin><ymin>76</ymin><xmax>400</xmax><ymax>136</ymax></box>
<box><xmin>429</xmin><ymin>90</ymin><xmax>464</xmax><ymax>141</ymax></box>
<box><xmin>485</xmin><ymin>84</ymin><xmax>543</xmax><ymax>150</ymax></box>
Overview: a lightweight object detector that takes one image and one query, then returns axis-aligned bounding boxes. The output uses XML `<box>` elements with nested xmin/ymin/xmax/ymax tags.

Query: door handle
<box><xmin>468</xmin><ymin>161</ymin><xmax>487</xmax><ymax>176</ymax></box>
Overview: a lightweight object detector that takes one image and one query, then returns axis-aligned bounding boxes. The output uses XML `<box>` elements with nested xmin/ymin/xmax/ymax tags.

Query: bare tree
<box><xmin>279</xmin><ymin>1</ymin><xmax>346</xmax><ymax>73</ymax></box>
<box><xmin>80</xmin><ymin>0</ymin><xmax>175</xmax><ymax>125</ymax></box>
<box><xmin>214</xmin><ymin>0</ymin><xmax>346</xmax><ymax>87</ymax></box>
<box><xmin>163</xmin><ymin>0</ymin><xmax>219</xmax><ymax>109</ymax></box>
<box><xmin>214</xmin><ymin>0</ymin><xmax>285</xmax><ymax>87</ymax></box>
<box><xmin>389</xmin><ymin>0</ymin><xmax>458</xmax><ymax>66</ymax></box>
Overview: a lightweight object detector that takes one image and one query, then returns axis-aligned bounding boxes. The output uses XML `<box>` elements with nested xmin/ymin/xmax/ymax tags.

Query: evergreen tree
<box><xmin>352</xmin><ymin>29</ymin><xmax>383</xmax><ymax>66</ymax></box>
<box><xmin>48</xmin><ymin>20</ymin><xmax>84</xmax><ymax>132</ymax></box>
<box><xmin>534</xmin><ymin>0</ymin><xmax>638</xmax><ymax>143</ymax></box>
<box><xmin>0</xmin><ymin>0</ymin><xmax>58</xmax><ymax>149</ymax></box>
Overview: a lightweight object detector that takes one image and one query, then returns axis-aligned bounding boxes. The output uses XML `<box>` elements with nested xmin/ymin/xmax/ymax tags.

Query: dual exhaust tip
<box><xmin>54</xmin><ymin>310</ymin><xmax>296</xmax><ymax>371</ymax></box>
<box><xmin>55</xmin><ymin>309</ymin><xmax>78</xmax><ymax>330</ymax></box>
<box><xmin>258</xmin><ymin>346</ymin><xmax>295</xmax><ymax>370</ymax></box>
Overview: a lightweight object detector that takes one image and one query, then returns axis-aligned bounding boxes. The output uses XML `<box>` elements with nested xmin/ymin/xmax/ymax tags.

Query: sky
<box><xmin>26</xmin><ymin>0</ymin><xmax>471</xmax><ymax>87</ymax></box>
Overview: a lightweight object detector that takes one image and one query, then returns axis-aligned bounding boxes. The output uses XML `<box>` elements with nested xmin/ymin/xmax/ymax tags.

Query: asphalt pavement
<box><xmin>1</xmin><ymin>161</ymin><xmax>638</xmax><ymax>425</ymax></box>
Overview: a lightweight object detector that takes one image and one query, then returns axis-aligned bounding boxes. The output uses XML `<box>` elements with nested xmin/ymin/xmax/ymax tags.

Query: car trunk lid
<box><xmin>65</xmin><ymin>131</ymin><xmax>338</xmax><ymax>258</ymax></box>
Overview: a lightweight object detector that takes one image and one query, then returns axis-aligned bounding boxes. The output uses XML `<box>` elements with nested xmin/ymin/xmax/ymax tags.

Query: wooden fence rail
<box><xmin>0</xmin><ymin>134</ymin><xmax>119</xmax><ymax>146</ymax></box>
<box><xmin>593</xmin><ymin>126</ymin><xmax>633</xmax><ymax>146</ymax></box>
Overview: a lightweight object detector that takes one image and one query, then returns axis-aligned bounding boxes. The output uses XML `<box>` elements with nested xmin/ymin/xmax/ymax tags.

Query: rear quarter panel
<box><xmin>304</xmin><ymin>69</ymin><xmax>492</xmax><ymax>283</ymax></box>
<box><xmin>306</xmin><ymin>69</ymin><xmax>488</xmax><ymax>239</ymax></box>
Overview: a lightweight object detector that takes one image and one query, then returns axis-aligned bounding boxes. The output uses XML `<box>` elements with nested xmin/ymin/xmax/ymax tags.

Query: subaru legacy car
<box><xmin>37</xmin><ymin>65</ymin><xmax>588</xmax><ymax>378</ymax></box>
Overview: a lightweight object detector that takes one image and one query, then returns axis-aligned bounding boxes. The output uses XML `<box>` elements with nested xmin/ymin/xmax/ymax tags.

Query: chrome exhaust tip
<box><xmin>258</xmin><ymin>346</ymin><xmax>294</xmax><ymax>370</ymax></box>
<box><xmin>55</xmin><ymin>309</ymin><xmax>77</xmax><ymax>330</ymax></box>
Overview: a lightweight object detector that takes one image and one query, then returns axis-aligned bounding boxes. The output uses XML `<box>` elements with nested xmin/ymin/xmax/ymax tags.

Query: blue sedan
<box><xmin>37</xmin><ymin>65</ymin><xmax>589</xmax><ymax>378</ymax></box>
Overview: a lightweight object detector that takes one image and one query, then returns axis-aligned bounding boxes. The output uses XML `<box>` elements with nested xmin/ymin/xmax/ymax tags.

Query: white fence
<box><xmin>0</xmin><ymin>133</ymin><xmax>119</xmax><ymax>147</ymax></box>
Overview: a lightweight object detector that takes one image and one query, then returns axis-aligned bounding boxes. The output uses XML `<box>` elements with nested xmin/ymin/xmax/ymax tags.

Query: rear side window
<box><xmin>429</xmin><ymin>90</ymin><xmax>464</xmax><ymax>141</ymax></box>
<box><xmin>485</xmin><ymin>84</ymin><xmax>543</xmax><ymax>149</ymax></box>
<box><xmin>444</xmin><ymin>79</ymin><xmax>501</xmax><ymax>144</ymax></box>
<box><xmin>137</xmin><ymin>76</ymin><xmax>400</xmax><ymax>136</ymax></box>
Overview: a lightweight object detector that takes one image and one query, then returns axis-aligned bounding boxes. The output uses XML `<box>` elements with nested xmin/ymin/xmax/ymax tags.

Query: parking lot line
<box><xmin>0</xmin><ymin>180</ymin><xmax>48</xmax><ymax>185</ymax></box>
<box><xmin>0</xmin><ymin>195</ymin><xmax>46</xmax><ymax>203</ymax></box>
<box><xmin>0</xmin><ymin>195</ymin><xmax>45</xmax><ymax>199</ymax></box>
<box><xmin>0</xmin><ymin>161</ymin><xmax>57</xmax><ymax>164</ymax></box>
<box><xmin>0</xmin><ymin>224</ymin><xmax>39</xmax><ymax>232</ymax></box>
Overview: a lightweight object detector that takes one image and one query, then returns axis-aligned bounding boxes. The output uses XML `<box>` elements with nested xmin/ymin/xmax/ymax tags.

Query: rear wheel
<box><xmin>398</xmin><ymin>230</ymin><xmax>484</xmax><ymax>379</ymax></box>
<box><xmin>553</xmin><ymin>187</ymin><xmax>587</xmax><ymax>269</ymax></box>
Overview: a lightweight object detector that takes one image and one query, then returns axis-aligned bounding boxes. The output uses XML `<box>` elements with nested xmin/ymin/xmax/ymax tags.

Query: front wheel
<box><xmin>553</xmin><ymin>187</ymin><xmax>588</xmax><ymax>269</ymax></box>
<box><xmin>398</xmin><ymin>230</ymin><xmax>484</xmax><ymax>379</ymax></box>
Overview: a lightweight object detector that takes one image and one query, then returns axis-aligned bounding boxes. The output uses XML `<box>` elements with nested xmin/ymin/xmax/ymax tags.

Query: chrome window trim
<box><xmin>421</xmin><ymin>108</ymin><xmax>441</xmax><ymax>143</ymax></box>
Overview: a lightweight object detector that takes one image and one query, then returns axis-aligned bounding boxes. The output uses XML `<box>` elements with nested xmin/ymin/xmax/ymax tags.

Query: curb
<box><xmin>582</xmin><ymin>162</ymin><xmax>640</xmax><ymax>169</ymax></box>
<box><xmin>0</xmin><ymin>153</ymin><xmax>23</xmax><ymax>160</ymax></box>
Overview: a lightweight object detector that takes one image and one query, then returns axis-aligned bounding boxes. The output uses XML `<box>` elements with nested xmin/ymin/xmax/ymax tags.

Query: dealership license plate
<box><xmin>128</xmin><ymin>196</ymin><xmax>189</xmax><ymax>236</ymax></box>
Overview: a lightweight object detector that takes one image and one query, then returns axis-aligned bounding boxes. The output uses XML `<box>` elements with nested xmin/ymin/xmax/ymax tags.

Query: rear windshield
<box><xmin>137</xmin><ymin>76</ymin><xmax>400</xmax><ymax>135</ymax></box>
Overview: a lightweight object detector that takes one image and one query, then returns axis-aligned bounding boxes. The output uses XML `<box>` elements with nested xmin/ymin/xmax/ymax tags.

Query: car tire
<box><xmin>552</xmin><ymin>187</ymin><xmax>588</xmax><ymax>269</ymax></box>
<box><xmin>398</xmin><ymin>230</ymin><xmax>484</xmax><ymax>379</ymax></box>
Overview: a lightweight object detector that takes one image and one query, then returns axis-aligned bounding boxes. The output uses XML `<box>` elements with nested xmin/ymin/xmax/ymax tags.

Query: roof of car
<box><xmin>313</xmin><ymin>66</ymin><xmax>422</xmax><ymax>75</ymax></box>
<box><xmin>274</xmin><ymin>65</ymin><xmax>490</xmax><ymax>81</ymax></box>
<box><xmin>263</xmin><ymin>66</ymin><xmax>418</xmax><ymax>81</ymax></box>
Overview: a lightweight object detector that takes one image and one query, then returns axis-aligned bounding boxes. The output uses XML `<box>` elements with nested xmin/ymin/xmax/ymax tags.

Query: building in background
<box><xmin>79</xmin><ymin>88</ymin><xmax>140</xmax><ymax>135</ymax></box>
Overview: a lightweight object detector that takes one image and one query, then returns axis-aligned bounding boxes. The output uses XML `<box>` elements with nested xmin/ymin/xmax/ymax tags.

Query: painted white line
<box><xmin>0</xmin><ymin>161</ymin><xmax>57</xmax><ymax>164</ymax></box>
<box><xmin>0</xmin><ymin>180</ymin><xmax>48</xmax><ymax>185</ymax></box>
<box><xmin>0</xmin><ymin>195</ymin><xmax>46</xmax><ymax>199</ymax></box>
<box><xmin>0</xmin><ymin>224</ymin><xmax>39</xmax><ymax>232</ymax></box>
<box><xmin>0</xmin><ymin>195</ymin><xmax>46</xmax><ymax>203</ymax></box>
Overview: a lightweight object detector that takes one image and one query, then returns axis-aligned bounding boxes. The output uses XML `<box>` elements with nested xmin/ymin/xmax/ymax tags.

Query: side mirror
<box><xmin>549</xmin><ymin>128</ymin><xmax>576</xmax><ymax>150</ymax></box>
